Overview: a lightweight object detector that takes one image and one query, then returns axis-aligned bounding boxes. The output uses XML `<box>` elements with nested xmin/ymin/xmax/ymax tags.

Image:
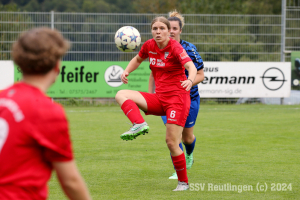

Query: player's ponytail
<box><xmin>168</xmin><ymin>10</ymin><xmax>185</xmax><ymax>29</ymax></box>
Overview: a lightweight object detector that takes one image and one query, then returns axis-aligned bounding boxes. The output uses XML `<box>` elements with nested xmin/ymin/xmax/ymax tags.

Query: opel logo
<box><xmin>261</xmin><ymin>67</ymin><xmax>286</xmax><ymax>91</ymax></box>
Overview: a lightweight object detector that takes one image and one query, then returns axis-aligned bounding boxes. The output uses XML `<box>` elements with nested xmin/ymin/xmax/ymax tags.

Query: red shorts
<box><xmin>139</xmin><ymin>92</ymin><xmax>190</xmax><ymax>127</ymax></box>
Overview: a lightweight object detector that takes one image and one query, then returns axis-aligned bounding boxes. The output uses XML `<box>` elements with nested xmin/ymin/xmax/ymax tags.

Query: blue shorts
<box><xmin>161</xmin><ymin>96</ymin><xmax>200</xmax><ymax>128</ymax></box>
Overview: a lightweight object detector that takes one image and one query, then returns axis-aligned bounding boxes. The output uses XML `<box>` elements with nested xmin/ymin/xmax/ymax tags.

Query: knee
<box><xmin>165</xmin><ymin>138</ymin><xmax>177</xmax><ymax>150</ymax></box>
<box><xmin>115</xmin><ymin>90</ymin><xmax>127</xmax><ymax>103</ymax></box>
<box><xmin>182</xmin><ymin>128</ymin><xmax>195</xmax><ymax>144</ymax></box>
<box><xmin>182</xmin><ymin>133</ymin><xmax>195</xmax><ymax>144</ymax></box>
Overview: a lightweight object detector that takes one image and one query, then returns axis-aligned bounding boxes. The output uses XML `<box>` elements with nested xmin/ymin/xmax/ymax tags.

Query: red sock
<box><xmin>172</xmin><ymin>153</ymin><xmax>188</xmax><ymax>183</ymax></box>
<box><xmin>121</xmin><ymin>99</ymin><xmax>145</xmax><ymax>124</ymax></box>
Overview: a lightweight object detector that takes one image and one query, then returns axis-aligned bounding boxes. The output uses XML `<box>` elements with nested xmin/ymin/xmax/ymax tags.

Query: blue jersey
<box><xmin>180</xmin><ymin>39</ymin><xmax>204</xmax><ymax>101</ymax></box>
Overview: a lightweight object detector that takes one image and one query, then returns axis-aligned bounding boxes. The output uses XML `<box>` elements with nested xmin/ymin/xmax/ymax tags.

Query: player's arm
<box><xmin>193</xmin><ymin>68</ymin><xmax>204</xmax><ymax>86</ymax></box>
<box><xmin>148</xmin><ymin>71</ymin><xmax>155</xmax><ymax>93</ymax></box>
<box><xmin>181</xmin><ymin>61</ymin><xmax>197</xmax><ymax>91</ymax></box>
<box><xmin>121</xmin><ymin>55</ymin><xmax>146</xmax><ymax>84</ymax></box>
<box><xmin>53</xmin><ymin>161</ymin><xmax>92</xmax><ymax>200</ymax></box>
<box><xmin>187</xmin><ymin>45</ymin><xmax>204</xmax><ymax>86</ymax></box>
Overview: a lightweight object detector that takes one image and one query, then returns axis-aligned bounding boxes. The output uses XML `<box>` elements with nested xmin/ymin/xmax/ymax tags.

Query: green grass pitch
<box><xmin>48</xmin><ymin>104</ymin><xmax>300</xmax><ymax>200</ymax></box>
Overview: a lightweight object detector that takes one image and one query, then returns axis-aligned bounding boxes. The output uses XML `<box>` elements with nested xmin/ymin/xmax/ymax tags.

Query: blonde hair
<box><xmin>12</xmin><ymin>27</ymin><xmax>70</xmax><ymax>75</ymax></box>
<box><xmin>168</xmin><ymin>10</ymin><xmax>185</xmax><ymax>29</ymax></box>
<box><xmin>151</xmin><ymin>16</ymin><xmax>171</xmax><ymax>30</ymax></box>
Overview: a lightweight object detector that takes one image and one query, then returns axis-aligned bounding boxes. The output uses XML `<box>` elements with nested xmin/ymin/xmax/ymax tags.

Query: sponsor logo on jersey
<box><xmin>149</xmin><ymin>51</ymin><xmax>157</xmax><ymax>54</ymax></box>
<box><xmin>150</xmin><ymin>58</ymin><xmax>165</xmax><ymax>66</ymax></box>
<box><xmin>157</xmin><ymin>62</ymin><xmax>165</xmax><ymax>67</ymax></box>
<box><xmin>150</xmin><ymin>58</ymin><xmax>156</xmax><ymax>65</ymax></box>
<box><xmin>157</xmin><ymin>59</ymin><xmax>165</xmax><ymax>66</ymax></box>
<box><xmin>180</xmin><ymin>50</ymin><xmax>189</xmax><ymax>60</ymax></box>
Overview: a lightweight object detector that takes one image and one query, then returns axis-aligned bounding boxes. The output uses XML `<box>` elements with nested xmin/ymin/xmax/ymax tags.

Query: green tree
<box><xmin>133</xmin><ymin>0</ymin><xmax>180</xmax><ymax>13</ymax></box>
<box><xmin>243</xmin><ymin>0</ymin><xmax>281</xmax><ymax>14</ymax></box>
<box><xmin>0</xmin><ymin>0</ymin><xmax>11</xmax><ymax>5</ymax></box>
<box><xmin>0</xmin><ymin>0</ymin><xmax>283</xmax><ymax>14</ymax></box>
<box><xmin>0</xmin><ymin>2</ymin><xmax>18</xmax><ymax>11</ymax></box>
<box><xmin>23</xmin><ymin>0</ymin><xmax>40</xmax><ymax>12</ymax></box>
<box><xmin>106</xmin><ymin>0</ymin><xmax>137</xmax><ymax>13</ymax></box>
<box><xmin>42</xmin><ymin>0</ymin><xmax>79</xmax><ymax>12</ymax></box>
<box><xmin>0</xmin><ymin>6</ymin><xmax>32</xmax><ymax>60</ymax></box>
<box><xmin>82</xmin><ymin>0</ymin><xmax>111</xmax><ymax>13</ymax></box>
<box><xmin>13</xmin><ymin>0</ymin><xmax>31</xmax><ymax>6</ymax></box>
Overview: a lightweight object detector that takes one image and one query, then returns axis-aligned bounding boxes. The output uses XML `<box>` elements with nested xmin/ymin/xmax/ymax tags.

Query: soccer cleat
<box><xmin>173</xmin><ymin>181</ymin><xmax>189</xmax><ymax>191</ymax></box>
<box><xmin>169</xmin><ymin>172</ymin><xmax>178</xmax><ymax>179</ymax></box>
<box><xmin>120</xmin><ymin>122</ymin><xmax>149</xmax><ymax>141</ymax></box>
<box><xmin>185</xmin><ymin>152</ymin><xmax>194</xmax><ymax>169</ymax></box>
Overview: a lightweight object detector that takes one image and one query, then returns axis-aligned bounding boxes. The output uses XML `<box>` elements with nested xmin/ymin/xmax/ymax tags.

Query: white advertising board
<box><xmin>0</xmin><ymin>61</ymin><xmax>14</xmax><ymax>91</ymax></box>
<box><xmin>198</xmin><ymin>62</ymin><xmax>291</xmax><ymax>98</ymax></box>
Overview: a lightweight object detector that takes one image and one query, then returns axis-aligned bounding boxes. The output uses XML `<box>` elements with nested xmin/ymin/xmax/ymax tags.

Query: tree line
<box><xmin>1</xmin><ymin>0</ymin><xmax>281</xmax><ymax>14</ymax></box>
<box><xmin>1</xmin><ymin>0</ymin><xmax>291</xmax><ymax>62</ymax></box>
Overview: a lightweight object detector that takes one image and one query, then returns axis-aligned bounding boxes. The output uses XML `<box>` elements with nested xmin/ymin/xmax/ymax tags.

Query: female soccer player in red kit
<box><xmin>115</xmin><ymin>16</ymin><xmax>197</xmax><ymax>191</ymax></box>
<box><xmin>149</xmin><ymin>10</ymin><xmax>205</xmax><ymax>180</ymax></box>
<box><xmin>0</xmin><ymin>27</ymin><xmax>91</xmax><ymax>200</ymax></box>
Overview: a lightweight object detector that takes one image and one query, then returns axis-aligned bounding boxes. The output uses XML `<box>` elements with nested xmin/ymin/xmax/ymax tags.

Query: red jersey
<box><xmin>139</xmin><ymin>38</ymin><xmax>192</xmax><ymax>94</ymax></box>
<box><xmin>0</xmin><ymin>82</ymin><xmax>73</xmax><ymax>200</ymax></box>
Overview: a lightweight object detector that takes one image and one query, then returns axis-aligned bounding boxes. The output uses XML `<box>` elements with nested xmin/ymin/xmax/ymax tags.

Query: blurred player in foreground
<box><xmin>149</xmin><ymin>10</ymin><xmax>204</xmax><ymax>180</ymax></box>
<box><xmin>0</xmin><ymin>27</ymin><xmax>91</xmax><ymax>200</ymax></box>
<box><xmin>115</xmin><ymin>16</ymin><xmax>197</xmax><ymax>191</ymax></box>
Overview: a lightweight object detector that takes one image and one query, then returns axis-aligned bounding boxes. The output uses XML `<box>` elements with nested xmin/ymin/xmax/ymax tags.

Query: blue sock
<box><xmin>184</xmin><ymin>137</ymin><xmax>196</xmax><ymax>155</ymax></box>
<box><xmin>171</xmin><ymin>142</ymin><xmax>184</xmax><ymax>169</ymax></box>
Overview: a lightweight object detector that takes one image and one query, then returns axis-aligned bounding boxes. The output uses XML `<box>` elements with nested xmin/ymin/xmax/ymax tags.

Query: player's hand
<box><xmin>121</xmin><ymin>71</ymin><xmax>129</xmax><ymax>84</ymax></box>
<box><xmin>180</xmin><ymin>79</ymin><xmax>193</xmax><ymax>91</ymax></box>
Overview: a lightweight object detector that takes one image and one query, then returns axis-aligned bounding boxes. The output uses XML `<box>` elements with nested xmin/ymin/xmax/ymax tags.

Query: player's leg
<box><xmin>162</xmin><ymin>115</ymin><xmax>184</xmax><ymax>153</ymax></box>
<box><xmin>182</xmin><ymin>127</ymin><xmax>196</xmax><ymax>169</ymax></box>
<box><xmin>182</xmin><ymin>97</ymin><xmax>200</xmax><ymax>169</ymax></box>
<box><xmin>166</xmin><ymin>124</ymin><xmax>184</xmax><ymax>157</ymax></box>
<box><xmin>168</xmin><ymin>105</ymin><xmax>195</xmax><ymax>179</ymax></box>
<box><xmin>161</xmin><ymin>115</ymin><xmax>183</xmax><ymax>179</ymax></box>
<box><xmin>164</xmin><ymin>93</ymin><xmax>190</xmax><ymax>191</ymax></box>
<box><xmin>166</xmin><ymin>123</ymin><xmax>189</xmax><ymax>191</ymax></box>
<box><xmin>169</xmin><ymin>97</ymin><xmax>199</xmax><ymax>178</ymax></box>
<box><xmin>115</xmin><ymin>90</ymin><xmax>149</xmax><ymax>140</ymax></box>
<box><xmin>169</xmin><ymin>138</ymin><xmax>183</xmax><ymax>180</ymax></box>
<box><xmin>169</xmin><ymin>129</ymin><xmax>195</xmax><ymax>178</ymax></box>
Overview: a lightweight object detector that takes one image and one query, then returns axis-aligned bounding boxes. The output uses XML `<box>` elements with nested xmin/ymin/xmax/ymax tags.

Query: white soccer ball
<box><xmin>114</xmin><ymin>26</ymin><xmax>141</xmax><ymax>52</ymax></box>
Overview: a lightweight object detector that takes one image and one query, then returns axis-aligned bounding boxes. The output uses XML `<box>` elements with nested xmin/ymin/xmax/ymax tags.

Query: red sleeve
<box><xmin>173</xmin><ymin>43</ymin><xmax>192</xmax><ymax>66</ymax></box>
<box><xmin>33</xmin><ymin>105</ymin><xmax>73</xmax><ymax>162</ymax></box>
<box><xmin>138</xmin><ymin>40</ymin><xmax>149</xmax><ymax>59</ymax></box>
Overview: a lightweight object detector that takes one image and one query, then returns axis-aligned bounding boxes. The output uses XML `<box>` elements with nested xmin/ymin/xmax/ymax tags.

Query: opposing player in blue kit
<box><xmin>148</xmin><ymin>10</ymin><xmax>204</xmax><ymax>179</ymax></box>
